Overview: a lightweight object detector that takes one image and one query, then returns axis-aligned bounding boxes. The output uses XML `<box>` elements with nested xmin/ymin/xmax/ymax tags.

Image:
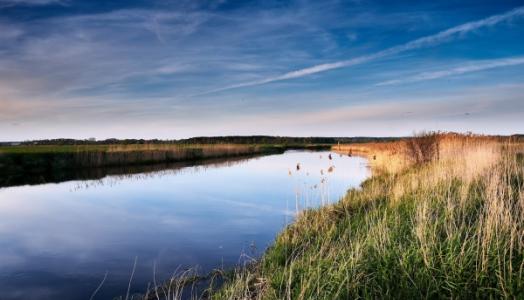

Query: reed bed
<box><xmin>213</xmin><ymin>133</ymin><xmax>524</xmax><ymax>299</ymax></box>
<box><xmin>75</xmin><ymin>144</ymin><xmax>269</xmax><ymax>167</ymax></box>
<box><xmin>0</xmin><ymin>144</ymin><xmax>284</xmax><ymax>174</ymax></box>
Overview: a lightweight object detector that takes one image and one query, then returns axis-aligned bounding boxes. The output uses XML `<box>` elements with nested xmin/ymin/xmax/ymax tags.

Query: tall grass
<box><xmin>214</xmin><ymin>133</ymin><xmax>524</xmax><ymax>299</ymax></box>
<box><xmin>0</xmin><ymin>144</ymin><xmax>286</xmax><ymax>176</ymax></box>
<box><xmin>75</xmin><ymin>144</ymin><xmax>271</xmax><ymax>167</ymax></box>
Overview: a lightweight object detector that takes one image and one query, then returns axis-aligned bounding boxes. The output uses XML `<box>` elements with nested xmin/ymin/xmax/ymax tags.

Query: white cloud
<box><xmin>205</xmin><ymin>6</ymin><xmax>524</xmax><ymax>94</ymax></box>
<box><xmin>0</xmin><ymin>0</ymin><xmax>64</xmax><ymax>6</ymax></box>
<box><xmin>1</xmin><ymin>2</ymin><xmax>523</xmax><ymax>139</ymax></box>
<box><xmin>377</xmin><ymin>56</ymin><xmax>524</xmax><ymax>86</ymax></box>
<box><xmin>0</xmin><ymin>23</ymin><xmax>23</xmax><ymax>40</ymax></box>
<box><xmin>217</xmin><ymin>83</ymin><xmax>524</xmax><ymax>136</ymax></box>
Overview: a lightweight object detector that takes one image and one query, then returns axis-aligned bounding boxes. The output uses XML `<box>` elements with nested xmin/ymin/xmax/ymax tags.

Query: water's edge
<box><xmin>0</xmin><ymin>144</ymin><xmax>330</xmax><ymax>188</ymax></box>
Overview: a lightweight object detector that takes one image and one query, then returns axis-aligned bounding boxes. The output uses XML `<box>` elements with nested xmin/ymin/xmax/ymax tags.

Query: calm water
<box><xmin>0</xmin><ymin>151</ymin><xmax>369</xmax><ymax>299</ymax></box>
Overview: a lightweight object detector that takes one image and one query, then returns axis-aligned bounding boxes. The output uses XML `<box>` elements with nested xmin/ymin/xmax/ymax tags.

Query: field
<box><xmin>210</xmin><ymin>133</ymin><xmax>524</xmax><ymax>299</ymax></box>
<box><xmin>0</xmin><ymin>143</ymin><xmax>314</xmax><ymax>176</ymax></box>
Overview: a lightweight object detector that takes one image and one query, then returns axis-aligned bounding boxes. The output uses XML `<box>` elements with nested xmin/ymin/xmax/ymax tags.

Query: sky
<box><xmin>0</xmin><ymin>0</ymin><xmax>523</xmax><ymax>140</ymax></box>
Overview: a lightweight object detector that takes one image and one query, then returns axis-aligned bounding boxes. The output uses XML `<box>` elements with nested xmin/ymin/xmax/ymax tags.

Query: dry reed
<box><xmin>213</xmin><ymin>133</ymin><xmax>524</xmax><ymax>299</ymax></box>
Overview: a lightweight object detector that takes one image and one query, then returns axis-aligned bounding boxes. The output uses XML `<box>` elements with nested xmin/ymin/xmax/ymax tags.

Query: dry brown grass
<box><xmin>335</xmin><ymin>132</ymin><xmax>508</xmax><ymax>173</ymax></box>
<box><xmin>213</xmin><ymin>133</ymin><xmax>524</xmax><ymax>299</ymax></box>
<box><xmin>86</xmin><ymin>144</ymin><xmax>268</xmax><ymax>167</ymax></box>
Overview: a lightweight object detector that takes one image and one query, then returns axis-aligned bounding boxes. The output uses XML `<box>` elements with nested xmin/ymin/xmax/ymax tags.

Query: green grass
<box><xmin>0</xmin><ymin>143</ymin><xmax>328</xmax><ymax>154</ymax></box>
<box><xmin>0</xmin><ymin>144</ymin><xmax>110</xmax><ymax>153</ymax></box>
<box><xmin>0</xmin><ymin>143</ymin><xmax>330</xmax><ymax>183</ymax></box>
<box><xmin>212</xmin><ymin>138</ymin><xmax>524</xmax><ymax>299</ymax></box>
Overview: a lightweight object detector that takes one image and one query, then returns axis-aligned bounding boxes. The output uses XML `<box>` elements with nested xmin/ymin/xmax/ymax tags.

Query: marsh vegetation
<box><xmin>210</xmin><ymin>133</ymin><xmax>524</xmax><ymax>299</ymax></box>
<box><xmin>0</xmin><ymin>144</ymin><xmax>282</xmax><ymax>174</ymax></box>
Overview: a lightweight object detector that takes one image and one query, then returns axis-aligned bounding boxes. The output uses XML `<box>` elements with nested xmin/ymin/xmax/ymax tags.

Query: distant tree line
<box><xmin>175</xmin><ymin>136</ymin><xmax>400</xmax><ymax>145</ymax></box>
<box><xmin>2</xmin><ymin>134</ymin><xmax>523</xmax><ymax>147</ymax></box>
<box><xmin>1</xmin><ymin>136</ymin><xmax>402</xmax><ymax>146</ymax></box>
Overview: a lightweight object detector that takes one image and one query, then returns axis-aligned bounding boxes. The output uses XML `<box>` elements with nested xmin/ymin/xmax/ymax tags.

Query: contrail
<box><xmin>377</xmin><ymin>56</ymin><xmax>524</xmax><ymax>86</ymax></box>
<box><xmin>202</xmin><ymin>6</ymin><xmax>524</xmax><ymax>95</ymax></box>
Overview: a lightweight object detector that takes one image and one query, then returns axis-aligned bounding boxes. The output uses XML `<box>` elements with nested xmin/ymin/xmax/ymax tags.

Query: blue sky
<box><xmin>0</xmin><ymin>0</ymin><xmax>523</xmax><ymax>140</ymax></box>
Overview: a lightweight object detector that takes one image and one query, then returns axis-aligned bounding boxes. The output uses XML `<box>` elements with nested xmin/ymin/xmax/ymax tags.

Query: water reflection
<box><xmin>0</xmin><ymin>151</ymin><xmax>369</xmax><ymax>299</ymax></box>
<box><xmin>0</xmin><ymin>154</ymin><xmax>261</xmax><ymax>189</ymax></box>
<box><xmin>67</xmin><ymin>156</ymin><xmax>258</xmax><ymax>192</ymax></box>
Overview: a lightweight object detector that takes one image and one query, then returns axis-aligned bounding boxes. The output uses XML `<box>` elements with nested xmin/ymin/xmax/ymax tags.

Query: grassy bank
<box><xmin>0</xmin><ymin>144</ymin><xmax>328</xmax><ymax>177</ymax></box>
<box><xmin>213</xmin><ymin>133</ymin><xmax>524</xmax><ymax>299</ymax></box>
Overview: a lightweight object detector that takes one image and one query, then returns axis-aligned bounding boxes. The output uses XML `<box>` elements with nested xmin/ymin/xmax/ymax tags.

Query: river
<box><xmin>0</xmin><ymin>150</ymin><xmax>369</xmax><ymax>299</ymax></box>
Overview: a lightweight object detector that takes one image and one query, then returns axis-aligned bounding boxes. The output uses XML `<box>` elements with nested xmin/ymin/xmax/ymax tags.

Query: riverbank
<box><xmin>0</xmin><ymin>144</ymin><xmax>329</xmax><ymax>181</ymax></box>
<box><xmin>213</xmin><ymin>133</ymin><xmax>524</xmax><ymax>299</ymax></box>
<box><xmin>0</xmin><ymin>153</ymin><xmax>263</xmax><ymax>188</ymax></box>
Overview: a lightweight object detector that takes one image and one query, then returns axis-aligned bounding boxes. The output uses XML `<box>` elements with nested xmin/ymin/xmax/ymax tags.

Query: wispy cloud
<box><xmin>377</xmin><ymin>56</ymin><xmax>524</xmax><ymax>86</ymax></box>
<box><xmin>0</xmin><ymin>0</ymin><xmax>64</xmax><ymax>7</ymax></box>
<box><xmin>1</xmin><ymin>1</ymin><xmax>524</xmax><ymax>139</ymax></box>
<box><xmin>204</xmin><ymin>6</ymin><xmax>524</xmax><ymax>94</ymax></box>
